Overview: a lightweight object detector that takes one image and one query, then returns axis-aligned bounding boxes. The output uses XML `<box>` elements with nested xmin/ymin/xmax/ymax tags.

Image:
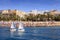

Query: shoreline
<box><xmin>0</xmin><ymin>21</ymin><xmax>60</xmax><ymax>27</ymax></box>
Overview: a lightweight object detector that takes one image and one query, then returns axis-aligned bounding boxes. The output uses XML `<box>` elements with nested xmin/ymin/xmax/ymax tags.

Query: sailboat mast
<box><xmin>19</xmin><ymin>17</ymin><xmax>21</xmax><ymax>23</ymax></box>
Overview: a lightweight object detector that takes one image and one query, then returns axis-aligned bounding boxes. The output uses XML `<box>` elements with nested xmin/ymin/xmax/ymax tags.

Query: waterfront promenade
<box><xmin>0</xmin><ymin>21</ymin><xmax>60</xmax><ymax>27</ymax></box>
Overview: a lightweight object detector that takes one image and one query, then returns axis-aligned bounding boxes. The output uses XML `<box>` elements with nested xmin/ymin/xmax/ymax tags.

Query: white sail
<box><xmin>18</xmin><ymin>22</ymin><xmax>25</xmax><ymax>32</ymax></box>
<box><xmin>11</xmin><ymin>22</ymin><xmax>15</xmax><ymax>29</ymax></box>
<box><xmin>10</xmin><ymin>22</ymin><xmax>16</xmax><ymax>32</ymax></box>
<box><xmin>18</xmin><ymin>22</ymin><xmax>23</xmax><ymax>29</ymax></box>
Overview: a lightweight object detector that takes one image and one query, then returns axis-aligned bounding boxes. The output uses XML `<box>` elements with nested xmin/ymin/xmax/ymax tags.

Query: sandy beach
<box><xmin>0</xmin><ymin>21</ymin><xmax>60</xmax><ymax>27</ymax></box>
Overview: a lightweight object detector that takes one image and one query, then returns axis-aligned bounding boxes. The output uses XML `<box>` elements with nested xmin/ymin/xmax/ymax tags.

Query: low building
<box><xmin>50</xmin><ymin>10</ymin><xmax>60</xmax><ymax>15</ymax></box>
<box><xmin>0</xmin><ymin>10</ymin><xmax>2</xmax><ymax>14</ymax></box>
<box><xmin>1</xmin><ymin>9</ymin><xmax>26</xmax><ymax>18</ymax></box>
<box><xmin>28</xmin><ymin>10</ymin><xmax>44</xmax><ymax>15</ymax></box>
<box><xmin>16</xmin><ymin>10</ymin><xmax>26</xmax><ymax>17</ymax></box>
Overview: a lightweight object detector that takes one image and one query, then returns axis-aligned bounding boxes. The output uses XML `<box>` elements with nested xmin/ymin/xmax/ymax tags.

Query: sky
<box><xmin>0</xmin><ymin>0</ymin><xmax>60</xmax><ymax>12</ymax></box>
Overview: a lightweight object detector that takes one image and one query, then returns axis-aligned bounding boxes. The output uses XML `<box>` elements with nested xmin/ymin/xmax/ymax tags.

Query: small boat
<box><xmin>18</xmin><ymin>22</ymin><xmax>25</xmax><ymax>32</ymax></box>
<box><xmin>10</xmin><ymin>22</ymin><xmax>16</xmax><ymax>32</ymax></box>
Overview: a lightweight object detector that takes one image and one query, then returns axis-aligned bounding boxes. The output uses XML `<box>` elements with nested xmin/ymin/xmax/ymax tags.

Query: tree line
<box><xmin>0</xmin><ymin>13</ymin><xmax>60</xmax><ymax>21</ymax></box>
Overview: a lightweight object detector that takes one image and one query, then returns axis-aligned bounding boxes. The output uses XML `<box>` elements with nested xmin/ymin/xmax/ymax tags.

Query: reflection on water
<box><xmin>10</xmin><ymin>31</ymin><xmax>25</xmax><ymax>38</ymax></box>
<box><xmin>18</xmin><ymin>32</ymin><xmax>24</xmax><ymax>36</ymax></box>
<box><xmin>0</xmin><ymin>27</ymin><xmax>60</xmax><ymax>40</ymax></box>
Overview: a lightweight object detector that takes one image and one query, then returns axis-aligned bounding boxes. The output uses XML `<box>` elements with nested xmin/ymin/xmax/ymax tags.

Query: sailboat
<box><xmin>10</xmin><ymin>22</ymin><xmax>16</xmax><ymax>32</ymax></box>
<box><xmin>18</xmin><ymin>22</ymin><xmax>25</xmax><ymax>32</ymax></box>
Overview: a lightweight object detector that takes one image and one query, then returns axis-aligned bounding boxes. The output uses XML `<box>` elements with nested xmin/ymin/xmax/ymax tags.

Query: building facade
<box><xmin>1</xmin><ymin>9</ymin><xmax>26</xmax><ymax>17</ymax></box>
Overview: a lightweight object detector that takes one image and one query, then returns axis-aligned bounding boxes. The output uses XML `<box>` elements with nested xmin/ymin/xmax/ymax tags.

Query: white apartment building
<box><xmin>28</xmin><ymin>10</ymin><xmax>44</xmax><ymax>15</ymax></box>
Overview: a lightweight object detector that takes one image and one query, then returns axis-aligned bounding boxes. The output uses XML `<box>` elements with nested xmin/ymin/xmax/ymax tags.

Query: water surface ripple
<box><xmin>0</xmin><ymin>27</ymin><xmax>60</xmax><ymax>40</ymax></box>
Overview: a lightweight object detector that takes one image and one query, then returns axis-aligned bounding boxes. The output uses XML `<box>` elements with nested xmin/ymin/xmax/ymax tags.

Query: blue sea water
<box><xmin>0</xmin><ymin>26</ymin><xmax>60</xmax><ymax>40</ymax></box>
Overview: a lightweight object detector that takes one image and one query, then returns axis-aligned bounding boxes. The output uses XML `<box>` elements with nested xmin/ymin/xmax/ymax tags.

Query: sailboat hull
<box><xmin>18</xmin><ymin>29</ymin><xmax>25</xmax><ymax>32</ymax></box>
<box><xmin>10</xmin><ymin>28</ymin><xmax>16</xmax><ymax>32</ymax></box>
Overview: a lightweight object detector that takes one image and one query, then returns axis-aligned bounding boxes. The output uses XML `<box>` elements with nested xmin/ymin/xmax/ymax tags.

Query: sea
<box><xmin>0</xmin><ymin>26</ymin><xmax>60</xmax><ymax>40</ymax></box>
